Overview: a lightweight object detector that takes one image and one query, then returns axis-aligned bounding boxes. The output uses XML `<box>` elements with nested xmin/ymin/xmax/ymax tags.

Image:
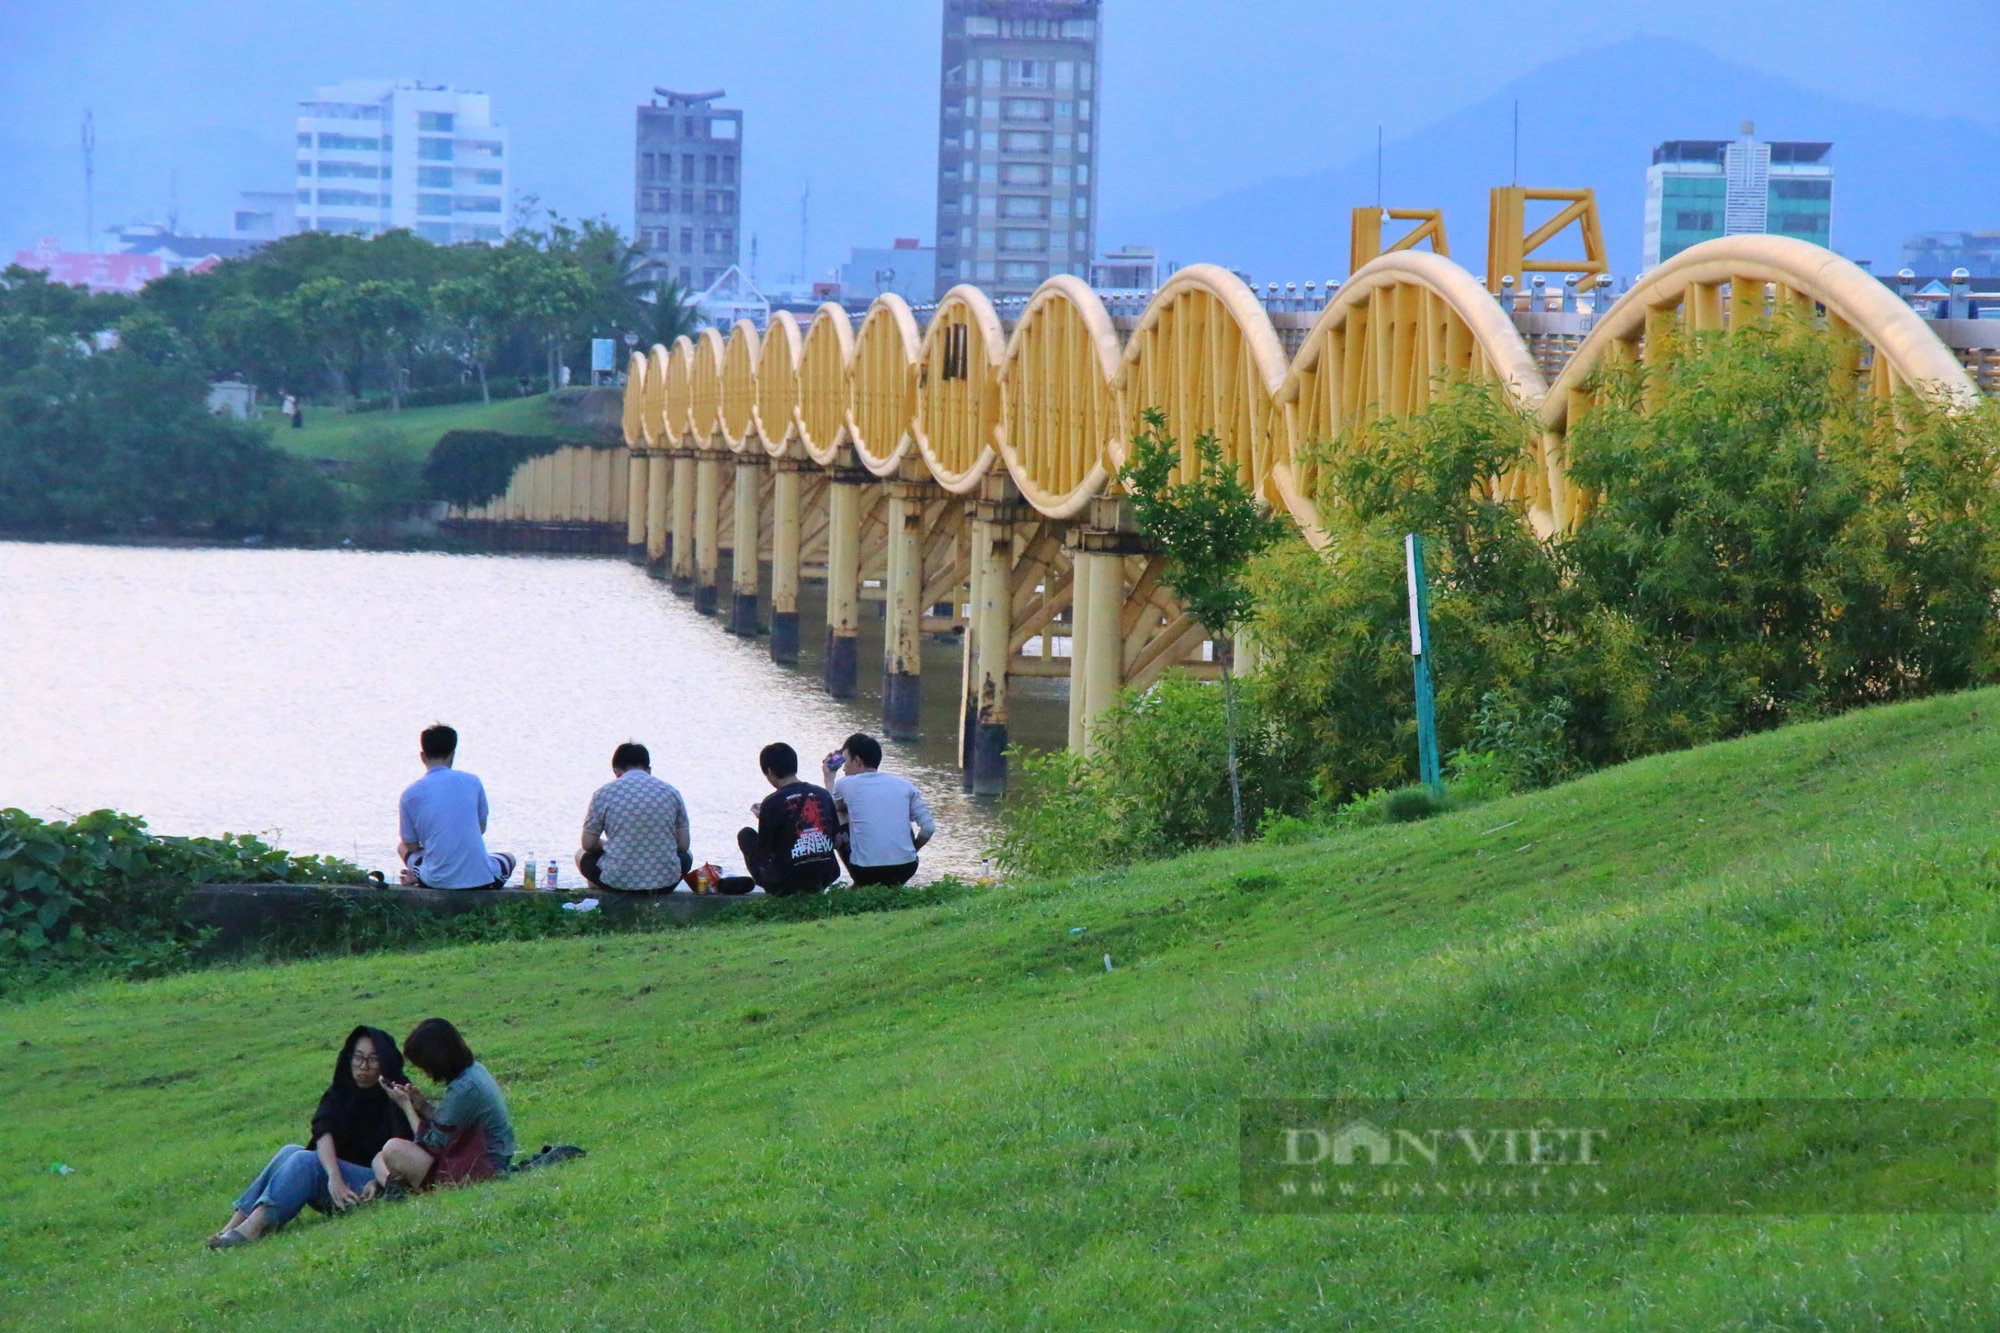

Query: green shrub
<box><xmin>0</xmin><ymin>809</ymin><xmax>363</xmax><ymax>978</ymax></box>
<box><xmin>422</xmin><ymin>429</ymin><xmax>567</xmax><ymax>508</ymax></box>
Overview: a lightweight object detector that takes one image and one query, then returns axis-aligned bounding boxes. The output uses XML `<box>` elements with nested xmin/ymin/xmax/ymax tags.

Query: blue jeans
<box><xmin>232</xmin><ymin>1144</ymin><xmax>374</xmax><ymax>1229</ymax></box>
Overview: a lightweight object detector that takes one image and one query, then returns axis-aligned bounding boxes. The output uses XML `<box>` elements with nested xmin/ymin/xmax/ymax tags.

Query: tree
<box><xmin>645</xmin><ymin>277</ymin><xmax>702</xmax><ymax>348</ymax></box>
<box><xmin>1118</xmin><ymin>408</ymin><xmax>1288</xmax><ymax>841</ymax></box>
<box><xmin>433</xmin><ymin>273</ymin><xmax>504</xmax><ymax>404</ymax></box>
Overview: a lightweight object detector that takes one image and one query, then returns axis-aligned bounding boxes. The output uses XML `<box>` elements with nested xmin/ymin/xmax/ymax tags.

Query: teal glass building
<box><xmin>1642</xmin><ymin>125</ymin><xmax>1833</xmax><ymax>270</ymax></box>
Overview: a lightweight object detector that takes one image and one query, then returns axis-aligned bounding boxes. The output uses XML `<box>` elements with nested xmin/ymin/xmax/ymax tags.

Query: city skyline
<box><xmin>2</xmin><ymin>2</ymin><xmax>1995</xmax><ymax>281</ymax></box>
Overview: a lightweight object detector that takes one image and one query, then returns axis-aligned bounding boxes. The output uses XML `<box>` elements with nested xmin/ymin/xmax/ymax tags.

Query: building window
<box><xmin>976</xmin><ymin>259</ymin><xmax>995</xmax><ymax>280</ymax></box>
<box><xmin>418</xmin><ymin>222</ymin><xmax>453</xmax><ymax>243</ymax></box>
<box><xmin>296</xmin><ymin>189</ymin><xmax>311</xmax><ymax>204</ymax></box>
<box><xmin>419</xmin><ymin>166</ymin><xmax>452</xmax><ymax>187</ymax></box>
<box><xmin>979</xmin><ymin>163</ymin><xmax>997</xmax><ymax>182</ymax></box>
<box><xmin>1007</xmin><ymin>61</ymin><xmax>1050</xmax><ymax>89</ymax></box>
<box><xmin>469</xmin><ymin>168</ymin><xmax>502</xmax><ymax>186</ymax></box>
<box><xmin>962</xmin><ymin>161</ymin><xmax>975</xmax><ymax>181</ymax></box>
<box><xmin>1000</xmin><ymin>229</ymin><xmax>1045</xmax><ymax>252</ymax></box>
<box><xmin>454</xmin><ymin>196</ymin><xmax>502</xmax><ymax>213</ymax></box>
<box><xmin>1675</xmin><ymin>211</ymin><xmax>1717</xmax><ymax>231</ymax></box>
<box><xmin>1080</xmin><ymin>100</ymin><xmax>1091</xmax><ymax>122</ymax></box>
<box><xmin>722</xmin><ymin>157</ymin><xmax>736</xmax><ymax>185</ymax></box>
<box><xmin>1056</xmin><ymin>62</ymin><xmax>1075</xmax><ymax>90</ymax></box>
<box><xmin>459</xmin><ymin>140</ymin><xmax>503</xmax><ymax>158</ymax></box>
<box><xmin>961</xmin><ymin>226</ymin><xmax>972</xmax><ymax>247</ymax></box>
<box><xmin>1078</xmin><ymin>133</ymin><xmax>1090</xmax><ymax>152</ymax></box>
<box><xmin>1003</xmin><ymin>261</ymin><xmax>1041</xmax><ymax>282</ymax></box>
<box><xmin>1776</xmin><ymin>214</ymin><xmax>1826</xmax><ymax>235</ymax></box>
<box><xmin>1002</xmin><ymin>163</ymin><xmax>1049</xmax><ymax>186</ymax></box>
<box><xmin>965</xmin><ymin>16</ymin><xmax>999</xmax><ymax>36</ymax></box>
<box><xmin>703</xmin><ymin>267</ymin><xmax>720</xmax><ymax>285</ymax></box>
<box><xmin>297</xmin><ymin>161</ymin><xmax>313</xmax><ymax>176</ymax></box>
<box><xmin>964</xmin><ymin>96</ymin><xmax>977</xmax><ymax>117</ymax></box>
<box><xmin>1055</xmin><ymin>101</ymin><xmax>1074</xmax><ymax>120</ymax></box>
<box><xmin>681</xmin><ymin>228</ymin><xmax>694</xmax><ymax>254</ymax></box>
<box><xmin>418</xmin><ymin>137</ymin><xmax>454</xmax><ymax>161</ymax></box>
<box><xmin>977</xmin><ymin>229</ymin><xmax>996</xmax><ymax>249</ymax></box>
<box><xmin>1054</xmin><ymin>134</ymin><xmax>1072</xmax><ymax>153</ymax></box>
<box><xmin>418</xmin><ymin>112</ymin><xmax>455</xmax><ymax>132</ymax></box>
<box><xmin>1053</xmin><ymin>165</ymin><xmax>1072</xmax><ymax>185</ymax></box>
<box><xmin>981</xmin><ymin>131</ymin><xmax>999</xmax><ymax>151</ymax></box>
<box><xmin>1079</xmin><ymin>64</ymin><xmax>1093</xmax><ymax>91</ymax></box>
<box><xmin>1003</xmin><ymin>98</ymin><xmax>1049</xmax><ymax>121</ymax></box>
<box><xmin>979</xmin><ymin>197</ymin><xmax>997</xmax><ymax>217</ymax></box>
<box><xmin>1001</xmin><ymin>196</ymin><xmax>1046</xmax><ymax>219</ymax></box>
<box><xmin>296</xmin><ymin>132</ymin><xmax>313</xmax><ymax>148</ymax></box>
<box><xmin>704</xmin><ymin>154</ymin><xmax>718</xmax><ymax>183</ymax></box>
<box><xmin>319</xmin><ymin>161</ymin><xmax>383</xmax><ymax>180</ymax></box>
<box><xmin>319</xmin><ymin>189</ymin><xmax>384</xmax><ymax>208</ymax></box>
<box><xmin>1077</xmin><ymin>164</ymin><xmax>1090</xmax><ymax>185</ymax></box>
<box><xmin>1075</xmin><ymin>198</ymin><xmax>1088</xmax><ymax>218</ymax></box>
<box><xmin>319</xmin><ymin>133</ymin><xmax>382</xmax><ymax>151</ymax></box>
<box><xmin>1771</xmin><ymin>179</ymin><xmax>1832</xmax><ymax>201</ymax></box>
<box><xmin>1052</xmin><ymin>198</ymin><xmax>1070</xmax><ymax>218</ymax></box>
<box><xmin>417</xmin><ymin>193</ymin><xmax>452</xmax><ymax>216</ymax></box>
<box><xmin>1005</xmin><ymin>132</ymin><xmax>1049</xmax><ymax>153</ymax></box>
<box><xmin>1064</xmin><ymin>19</ymin><xmax>1096</xmax><ymax>37</ymax></box>
<box><xmin>711</xmin><ymin>118</ymin><xmax>737</xmax><ymax>140</ymax></box>
<box><xmin>981</xmin><ymin>59</ymin><xmax>1001</xmax><ymax>87</ymax></box>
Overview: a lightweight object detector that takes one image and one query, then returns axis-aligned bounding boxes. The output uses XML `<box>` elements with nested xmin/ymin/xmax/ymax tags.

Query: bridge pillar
<box><xmin>670</xmin><ymin>450</ymin><xmax>697</xmax><ymax>595</ymax></box>
<box><xmin>694</xmin><ymin>454</ymin><xmax>722</xmax><ymax>615</ymax></box>
<box><xmin>967</xmin><ymin>484</ymin><xmax>1024</xmax><ymax>794</ymax></box>
<box><xmin>882</xmin><ymin>480</ymin><xmax>932</xmax><ymax>739</ymax></box>
<box><xmin>1068</xmin><ymin>501</ymin><xmax>1146</xmax><ymax>756</ymax></box>
<box><xmin>731</xmin><ymin>458</ymin><xmax>763</xmax><ymax>637</ymax></box>
<box><xmin>769</xmin><ymin>465</ymin><xmax>804</xmax><ymax>663</ymax></box>
<box><xmin>645</xmin><ymin>451</ymin><xmax>671</xmax><ymax>576</ymax></box>
<box><xmin>625</xmin><ymin>453</ymin><xmax>648</xmax><ymax>562</ymax></box>
<box><xmin>823</xmin><ymin>472</ymin><xmax>867</xmax><ymax>699</ymax></box>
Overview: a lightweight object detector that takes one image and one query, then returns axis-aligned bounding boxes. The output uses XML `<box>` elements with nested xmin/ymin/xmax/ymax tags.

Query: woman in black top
<box><xmin>206</xmin><ymin>1025</ymin><xmax>419</xmax><ymax>1248</ymax></box>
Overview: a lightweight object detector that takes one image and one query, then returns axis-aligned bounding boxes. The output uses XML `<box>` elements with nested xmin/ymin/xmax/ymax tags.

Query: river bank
<box><xmin>2</xmin><ymin>540</ymin><xmax>1058</xmax><ymax>881</ymax></box>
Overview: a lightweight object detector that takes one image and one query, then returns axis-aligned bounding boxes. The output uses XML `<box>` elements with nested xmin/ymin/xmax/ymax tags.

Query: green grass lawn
<box><xmin>266</xmin><ymin>394</ymin><xmax>564</xmax><ymax>463</ymax></box>
<box><xmin>7</xmin><ymin>689</ymin><xmax>1999</xmax><ymax>1328</ymax></box>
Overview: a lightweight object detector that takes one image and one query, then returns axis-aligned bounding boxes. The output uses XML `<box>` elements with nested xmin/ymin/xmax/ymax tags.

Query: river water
<box><xmin>0</xmin><ymin>541</ymin><xmax>1067</xmax><ymax>883</ymax></box>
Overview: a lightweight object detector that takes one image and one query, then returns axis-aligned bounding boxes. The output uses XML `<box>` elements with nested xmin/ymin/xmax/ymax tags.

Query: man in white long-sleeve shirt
<box><xmin>822</xmin><ymin>732</ymin><xmax>935</xmax><ymax>886</ymax></box>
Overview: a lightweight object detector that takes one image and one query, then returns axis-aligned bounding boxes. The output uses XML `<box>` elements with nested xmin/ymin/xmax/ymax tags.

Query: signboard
<box><xmin>590</xmin><ymin>338</ymin><xmax>615</xmax><ymax>373</ymax></box>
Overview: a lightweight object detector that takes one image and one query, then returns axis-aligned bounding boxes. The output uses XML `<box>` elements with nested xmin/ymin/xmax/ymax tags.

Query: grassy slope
<box><xmin>7</xmin><ymin>689</ymin><xmax>1999</xmax><ymax>1330</ymax></box>
<box><xmin>267</xmin><ymin>394</ymin><xmax>563</xmax><ymax>463</ymax></box>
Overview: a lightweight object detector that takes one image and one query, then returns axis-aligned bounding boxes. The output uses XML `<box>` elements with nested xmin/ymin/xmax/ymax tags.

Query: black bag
<box><xmin>513</xmin><ymin>1143</ymin><xmax>586</xmax><ymax>1173</ymax></box>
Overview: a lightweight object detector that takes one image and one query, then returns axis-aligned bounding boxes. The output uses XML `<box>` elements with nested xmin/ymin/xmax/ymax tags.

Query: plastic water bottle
<box><xmin>546</xmin><ymin>859</ymin><xmax>560</xmax><ymax>891</ymax></box>
<box><xmin>523</xmin><ymin>859</ymin><xmax>536</xmax><ymax>890</ymax></box>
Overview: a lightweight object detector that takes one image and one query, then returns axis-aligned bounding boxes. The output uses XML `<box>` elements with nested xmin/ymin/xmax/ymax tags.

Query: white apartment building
<box><xmin>296</xmin><ymin>80</ymin><xmax>511</xmax><ymax>244</ymax></box>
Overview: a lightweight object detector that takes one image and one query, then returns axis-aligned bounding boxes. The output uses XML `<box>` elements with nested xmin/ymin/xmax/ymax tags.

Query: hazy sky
<box><xmin>3</xmin><ymin>1</ymin><xmax>1995</xmax><ymax>281</ymax></box>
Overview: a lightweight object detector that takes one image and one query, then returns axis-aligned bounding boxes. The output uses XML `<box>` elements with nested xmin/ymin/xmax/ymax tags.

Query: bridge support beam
<box><xmin>1068</xmin><ymin>502</ymin><xmax>1148</xmax><ymax>756</ymax></box>
<box><xmin>966</xmin><ymin>485</ymin><xmax>1023</xmax><ymax>794</ymax></box>
<box><xmin>670</xmin><ymin>451</ymin><xmax>696</xmax><ymax>595</ymax></box>
<box><xmin>694</xmin><ymin>454</ymin><xmax>722</xmax><ymax>615</ymax></box>
<box><xmin>769</xmin><ymin>465</ymin><xmax>803</xmax><ymax>663</ymax></box>
<box><xmin>882</xmin><ymin>480</ymin><xmax>933</xmax><ymax>740</ymax></box>
<box><xmin>823</xmin><ymin>473</ymin><xmax>867</xmax><ymax>699</ymax></box>
<box><xmin>645</xmin><ymin>451</ymin><xmax>671</xmax><ymax>576</ymax></box>
<box><xmin>625</xmin><ymin>454</ymin><xmax>649</xmax><ymax>562</ymax></box>
<box><xmin>731</xmin><ymin>458</ymin><xmax>763</xmax><ymax>637</ymax></box>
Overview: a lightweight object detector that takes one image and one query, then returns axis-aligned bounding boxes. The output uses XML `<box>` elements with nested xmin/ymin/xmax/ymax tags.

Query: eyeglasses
<box><xmin>351</xmin><ymin>1052</ymin><xmax>381</xmax><ymax>1066</ymax></box>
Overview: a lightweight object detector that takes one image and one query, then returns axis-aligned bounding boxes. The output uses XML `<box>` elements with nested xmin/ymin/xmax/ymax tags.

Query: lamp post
<box><xmin>1405</xmin><ymin>533</ymin><xmax>1443</xmax><ymax>798</ymax></box>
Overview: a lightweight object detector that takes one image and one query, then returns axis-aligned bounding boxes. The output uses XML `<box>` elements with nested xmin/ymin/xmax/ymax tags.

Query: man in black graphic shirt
<box><xmin>738</xmin><ymin>742</ymin><xmax>842</xmax><ymax>896</ymax></box>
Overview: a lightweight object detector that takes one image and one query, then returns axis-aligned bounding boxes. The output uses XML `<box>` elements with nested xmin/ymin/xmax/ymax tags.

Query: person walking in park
<box><xmin>206</xmin><ymin>1026</ymin><xmax>417</xmax><ymax>1248</ymax></box>
<box><xmin>396</xmin><ymin>723</ymin><xmax>517</xmax><ymax>889</ymax></box>
<box><xmin>821</xmin><ymin>732</ymin><xmax>935</xmax><ymax>887</ymax></box>
<box><xmin>738</xmin><ymin>742</ymin><xmax>841</xmax><ymax>896</ymax></box>
<box><xmin>576</xmin><ymin>741</ymin><xmax>691</xmax><ymax>892</ymax></box>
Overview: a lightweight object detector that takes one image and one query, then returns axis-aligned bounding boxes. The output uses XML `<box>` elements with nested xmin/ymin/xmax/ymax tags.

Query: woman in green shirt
<box><xmin>369</xmin><ymin>1017</ymin><xmax>517</xmax><ymax>1192</ymax></box>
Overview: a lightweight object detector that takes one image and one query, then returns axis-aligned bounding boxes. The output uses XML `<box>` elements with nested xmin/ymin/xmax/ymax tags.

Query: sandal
<box><xmin>355</xmin><ymin>1180</ymin><xmax>382</xmax><ymax>1205</ymax></box>
<box><xmin>206</xmin><ymin>1227</ymin><xmax>252</xmax><ymax>1249</ymax></box>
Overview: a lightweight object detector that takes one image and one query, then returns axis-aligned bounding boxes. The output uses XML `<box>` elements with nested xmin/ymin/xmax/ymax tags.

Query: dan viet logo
<box><xmin>1240</xmin><ymin>1098</ymin><xmax>1999</xmax><ymax>1215</ymax></box>
<box><xmin>1287</xmin><ymin>1117</ymin><xmax>1611</xmax><ymax>1169</ymax></box>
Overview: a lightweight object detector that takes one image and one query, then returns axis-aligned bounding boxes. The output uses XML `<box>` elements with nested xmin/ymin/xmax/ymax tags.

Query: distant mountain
<box><xmin>1106</xmin><ymin>35</ymin><xmax>2000</xmax><ymax>282</ymax></box>
<box><xmin>0</xmin><ymin>126</ymin><xmax>292</xmax><ymax>252</ymax></box>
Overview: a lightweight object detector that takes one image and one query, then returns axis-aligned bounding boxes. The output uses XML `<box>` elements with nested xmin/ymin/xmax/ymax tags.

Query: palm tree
<box><xmin>645</xmin><ymin>277</ymin><xmax>702</xmax><ymax>346</ymax></box>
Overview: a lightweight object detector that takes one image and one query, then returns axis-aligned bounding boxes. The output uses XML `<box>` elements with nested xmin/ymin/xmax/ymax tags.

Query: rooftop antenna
<box><xmin>1512</xmin><ymin>99</ymin><xmax>1519</xmax><ymax>185</ymax></box>
<box><xmin>1375</xmin><ymin>125</ymin><xmax>1383</xmax><ymax>208</ymax></box>
<box><xmin>81</xmin><ymin>110</ymin><xmax>96</xmax><ymax>253</ymax></box>
<box><xmin>750</xmin><ymin>232</ymin><xmax>759</xmax><ymax>285</ymax></box>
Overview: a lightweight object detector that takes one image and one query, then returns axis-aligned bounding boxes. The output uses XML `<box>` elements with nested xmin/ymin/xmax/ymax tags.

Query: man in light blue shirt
<box><xmin>397</xmin><ymin>723</ymin><xmax>516</xmax><ymax>889</ymax></box>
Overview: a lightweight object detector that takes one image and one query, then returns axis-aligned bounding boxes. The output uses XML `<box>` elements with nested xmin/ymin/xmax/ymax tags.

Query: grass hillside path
<box><xmin>5</xmin><ymin>689</ymin><xmax>1997</xmax><ymax>1328</ymax></box>
<box><xmin>266</xmin><ymin>394</ymin><xmax>565</xmax><ymax>463</ymax></box>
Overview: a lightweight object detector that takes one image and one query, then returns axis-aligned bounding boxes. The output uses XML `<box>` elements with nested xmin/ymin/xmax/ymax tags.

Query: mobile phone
<box><xmin>825</xmin><ymin>749</ymin><xmax>847</xmax><ymax>770</ymax></box>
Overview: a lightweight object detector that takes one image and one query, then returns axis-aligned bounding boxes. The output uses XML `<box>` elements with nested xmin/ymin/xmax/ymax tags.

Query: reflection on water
<box><xmin>0</xmin><ymin>541</ymin><xmax>1067</xmax><ymax>882</ymax></box>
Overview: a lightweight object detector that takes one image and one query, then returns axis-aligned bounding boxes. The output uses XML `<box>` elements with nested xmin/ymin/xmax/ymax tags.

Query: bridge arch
<box><xmin>1275</xmin><ymin>249</ymin><xmax>1550</xmax><ymax>539</ymax></box>
<box><xmin>913</xmin><ymin>285</ymin><xmax>1006</xmax><ymax>493</ymax></box>
<box><xmin>622</xmin><ymin>350</ymin><xmax>647</xmax><ymax>447</ymax></box>
<box><xmin>691</xmin><ymin>328</ymin><xmax>726</xmax><ymax>446</ymax></box>
<box><xmin>1116</xmin><ymin>263</ymin><xmax>1290</xmax><ymax>501</ymax></box>
<box><xmin>851</xmin><ymin>293</ymin><xmax>922</xmax><ymax>474</ymax></box>
<box><xmin>664</xmin><ymin>335</ymin><xmax>695</xmax><ymax>445</ymax></box>
<box><xmin>756</xmin><ymin>310</ymin><xmax>804</xmax><ymax>454</ymax></box>
<box><xmin>1540</xmin><ymin>234</ymin><xmax>1983</xmax><ymax>530</ymax></box>
<box><xmin>798</xmin><ymin>303</ymin><xmax>855</xmax><ymax>466</ymax></box>
<box><xmin>1000</xmin><ymin>274</ymin><xmax>1124</xmax><ymax>518</ymax></box>
<box><xmin>720</xmin><ymin>319</ymin><xmax>761</xmax><ymax>451</ymax></box>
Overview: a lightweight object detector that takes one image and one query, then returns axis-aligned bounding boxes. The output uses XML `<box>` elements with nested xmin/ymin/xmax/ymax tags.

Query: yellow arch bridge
<box><xmin>460</xmin><ymin>193</ymin><xmax>1993</xmax><ymax>793</ymax></box>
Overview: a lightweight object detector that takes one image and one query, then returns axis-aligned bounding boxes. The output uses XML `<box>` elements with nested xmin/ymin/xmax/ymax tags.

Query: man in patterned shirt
<box><xmin>575</xmin><ymin>742</ymin><xmax>692</xmax><ymax>892</ymax></box>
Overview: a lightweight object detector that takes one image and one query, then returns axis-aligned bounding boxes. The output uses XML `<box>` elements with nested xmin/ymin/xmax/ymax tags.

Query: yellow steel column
<box><xmin>1081</xmin><ymin>550</ymin><xmax>1124</xmax><ymax>754</ymax></box>
<box><xmin>769</xmin><ymin>464</ymin><xmax>803</xmax><ymax>664</ymax></box>
<box><xmin>625</xmin><ymin>452</ymin><xmax>648</xmax><ymax>562</ymax></box>
<box><xmin>669</xmin><ymin>450</ymin><xmax>696</xmax><ymax>595</ymax></box>
<box><xmin>645</xmin><ymin>450</ymin><xmax>671</xmax><ymax>576</ymax></box>
<box><xmin>823</xmin><ymin>474</ymin><xmax>865</xmax><ymax>698</ymax></box>
<box><xmin>694</xmin><ymin>453</ymin><xmax>722</xmax><ymax>615</ymax></box>
<box><xmin>959</xmin><ymin>510</ymin><xmax>987</xmax><ymax>779</ymax></box>
<box><xmin>969</xmin><ymin>500</ymin><xmax>1017</xmax><ymax>794</ymax></box>
<box><xmin>882</xmin><ymin>480</ymin><xmax>928</xmax><ymax>739</ymax></box>
<box><xmin>1066</xmin><ymin>548</ymin><xmax>1094</xmax><ymax>752</ymax></box>
<box><xmin>730</xmin><ymin>457</ymin><xmax>763</xmax><ymax>637</ymax></box>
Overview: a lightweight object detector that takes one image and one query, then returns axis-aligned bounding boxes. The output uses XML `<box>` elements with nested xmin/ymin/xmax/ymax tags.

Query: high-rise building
<box><xmin>1903</xmin><ymin>231</ymin><xmax>2000</xmax><ymax>279</ymax></box>
<box><xmin>1642</xmin><ymin>123</ymin><xmax>1832</xmax><ymax>270</ymax></box>
<box><xmin>295</xmin><ymin>80</ymin><xmax>511</xmax><ymax>244</ymax></box>
<box><xmin>635</xmin><ymin>89</ymin><xmax>743</xmax><ymax>292</ymax></box>
<box><xmin>933</xmin><ymin>1</ymin><xmax>1103</xmax><ymax>299</ymax></box>
<box><xmin>840</xmin><ymin>238</ymin><xmax>937</xmax><ymax>305</ymax></box>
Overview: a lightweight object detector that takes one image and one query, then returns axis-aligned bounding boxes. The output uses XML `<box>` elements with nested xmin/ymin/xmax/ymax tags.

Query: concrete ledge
<box><xmin>189</xmin><ymin>882</ymin><xmax>754</xmax><ymax>952</ymax></box>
